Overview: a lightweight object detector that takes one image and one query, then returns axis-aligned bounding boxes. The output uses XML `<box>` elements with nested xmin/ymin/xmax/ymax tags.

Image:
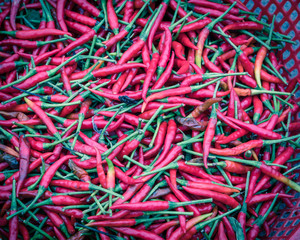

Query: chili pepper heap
<box><xmin>0</xmin><ymin>0</ymin><xmax>299</xmax><ymax>239</ymax></box>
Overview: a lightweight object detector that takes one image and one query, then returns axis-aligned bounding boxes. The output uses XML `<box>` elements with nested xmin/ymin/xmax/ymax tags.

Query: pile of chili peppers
<box><xmin>0</xmin><ymin>0</ymin><xmax>299</xmax><ymax>239</ymax></box>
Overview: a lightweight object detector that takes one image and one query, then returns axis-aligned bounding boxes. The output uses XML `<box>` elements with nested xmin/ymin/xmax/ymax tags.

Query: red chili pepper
<box><xmin>118</xmin><ymin>11</ymin><xmax>159</xmax><ymax>65</ymax></box>
<box><xmin>183</xmin><ymin>186</ymin><xmax>239</xmax><ymax>208</ymax></box>
<box><xmin>9</xmin><ymin>0</ymin><xmax>21</xmax><ymax>31</ymax></box>
<box><xmin>195</xmin><ymin>3</ymin><xmax>237</xmax><ymax>67</ymax></box>
<box><xmin>152</xmin><ymin>51</ymin><xmax>175</xmax><ymax>90</ymax></box>
<box><xmin>172</xmin><ymin>41</ymin><xmax>186</xmax><ymax>60</ymax></box>
<box><xmin>142</xmin><ymin>50</ymin><xmax>159</xmax><ymax>101</ymax></box>
<box><xmin>177</xmin><ymin>33</ymin><xmax>198</xmax><ymax>50</ymax></box>
<box><xmin>144</xmin><ymin>121</ymin><xmax>167</xmax><ymax>159</ymax></box>
<box><xmin>203</xmin><ymin>102</ymin><xmax>218</xmax><ymax>168</ymax></box>
<box><xmin>110</xmin><ymin>198</ymin><xmax>210</xmax><ymax>211</ymax></box>
<box><xmin>156</xmin><ymin>26</ymin><xmax>172</xmax><ymax>78</ymax></box>
<box><xmin>65</xmin><ymin>9</ymin><xmax>96</xmax><ymax>26</ymax></box>
<box><xmin>9</xmin><ymin>180</ymin><xmax>18</xmax><ymax>240</ymax></box>
<box><xmin>94</xmin><ymin>2</ymin><xmax>150</xmax><ymax>58</ymax></box>
<box><xmin>16</xmin><ymin>135</ymin><xmax>30</xmax><ymax>196</ymax></box>
<box><xmin>253</xmin><ymin>146</ymin><xmax>295</xmax><ymax>194</ymax></box>
<box><xmin>0</xmin><ymin>8</ymin><xmax>10</xmax><ymax>26</ymax></box>
<box><xmin>1</xmin><ymin>28</ymin><xmax>71</xmax><ymax>39</ymax></box>
<box><xmin>24</xmin><ymin>98</ymin><xmax>60</xmax><ymax>139</ymax></box>
<box><xmin>23</xmin><ymin>155</ymin><xmax>77</xmax><ymax>213</ymax></box>
<box><xmin>41</xmin><ymin>205</ymin><xmax>84</xmax><ymax>219</ymax></box>
<box><xmin>107</xmin><ymin>0</ymin><xmax>119</xmax><ymax>34</ymax></box>
<box><xmin>66</xmin><ymin>20</ymin><xmax>92</xmax><ymax>34</ymax></box>
<box><xmin>112</xmin><ymin>227</ymin><xmax>164</xmax><ymax>240</ymax></box>
<box><xmin>165</xmin><ymin>193</ymin><xmax>186</xmax><ymax>233</ymax></box>
<box><xmin>153</xmin><ymin>119</ymin><xmax>177</xmax><ymax>166</ymax></box>
<box><xmin>71</xmin><ymin>0</ymin><xmax>101</xmax><ymax>17</ymax></box>
<box><xmin>203</xmin><ymin>47</ymin><xmax>223</xmax><ymax>73</ymax></box>
<box><xmin>147</xmin><ymin>0</ymin><xmax>169</xmax><ymax>50</ymax></box>
<box><xmin>55</xmin><ymin>2</ymin><xmax>68</xmax><ymax>32</ymax></box>
<box><xmin>247</xmin><ymin>193</ymin><xmax>292</xmax><ymax>206</ymax></box>
<box><xmin>223</xmin><ymin>21</ymin><xmax>264</xmax><ymax>32</ymax></box>
<box><xmin>226</xmin><ymin>116</ymin><xmax>282</xmax><ymax>140</ymax></box>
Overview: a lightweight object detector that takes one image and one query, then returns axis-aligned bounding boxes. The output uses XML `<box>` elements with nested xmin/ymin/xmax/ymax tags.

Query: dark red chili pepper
<box><xmin>71</xmin><ymin>0</ymin><xmax>101</xmax><ymax>17</ymax></box>
<box><xmin>10</xmin><ymin>0</ymin><xmax>21</xmax><ymax>31</ymax></box>
<box><xmin>110</xmin><ymin>198</ymin><xmax>210</xmax><ymax>211</ymax></box>
<box><xmin>16</xmin><ymin>135</ymin><xmax>30</xmax><ymax>196</ymax></box>
<box><xmin>0</xmin><ymin>8</ymin><xmax>10</xmax><ymax>26</ymax></box>
<box><xmin>112</xmin><ymin>227</ymin><xmax>164</xmax><ymax>240</ymax></box>
<box><xmin>253</xmin><ymin>146</ymin><xmax>295</xmax><ymax>194</ymax></box>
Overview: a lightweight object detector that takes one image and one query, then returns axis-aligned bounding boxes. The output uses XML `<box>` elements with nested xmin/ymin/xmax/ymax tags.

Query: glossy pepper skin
<box><xmin>0</xmin><ymin>0</ymin><xmax>299</xmax><ymax>239</ymax></box>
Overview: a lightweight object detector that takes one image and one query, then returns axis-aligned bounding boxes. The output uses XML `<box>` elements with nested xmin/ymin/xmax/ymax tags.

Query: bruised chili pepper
<box><xmin>68</xmin><ymin>160</ymin><xmax>91</xmax><ymax>183</ymax></box>
<box><xmin>176</xmin><ymin>116</ymin><xmax>208</xmax><ymax>131</ymax></box>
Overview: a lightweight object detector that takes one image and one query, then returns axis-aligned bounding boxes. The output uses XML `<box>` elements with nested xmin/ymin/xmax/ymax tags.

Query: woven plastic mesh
<box><xmin>241</xmin><ymin>0</ymin><xmax>300</xmax><ymax>82</ymax></box>
<box><xmin>240</xmin><ymin>1</ymin><xmax>300</xmax><ymax>239</ymax></box>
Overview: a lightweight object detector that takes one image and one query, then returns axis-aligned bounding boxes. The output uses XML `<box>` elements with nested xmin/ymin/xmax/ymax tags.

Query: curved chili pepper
<box><xmin>183</xmin><ymin>186</ymin><xmax>239</xmax><ymax>208</ymax></box>
<box><xmin>10</xmin><ymin>0</ymin><xmax>21</xmax><ymax>31</ymax></box>
<box><xmin>147</xmin><ymin>0</ymin><xmax>170</xmax><ymax>50</ymax></box>
<box><xmin>16</xmin><ymin>135</ymin><xmax>30</xmax><ymax>196</ymax></box>
<box><xmin>152</xmin><ymin>51</ymin><xmax>175</xmax><ymax>90</ymax></box>
<box><xmin>156</xmin><ymin>26</ymin><xmax>172</xmax><ymax>78</ymax></box>
<box><xmin>23</xmin><ymin>155</ymin><xmax>77</xmax><ymax>213</ymax></box>
<box><xmin>142</xmin><ymin>50</ymin><xmax>159</xmax><ymax>101</ymax></box>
